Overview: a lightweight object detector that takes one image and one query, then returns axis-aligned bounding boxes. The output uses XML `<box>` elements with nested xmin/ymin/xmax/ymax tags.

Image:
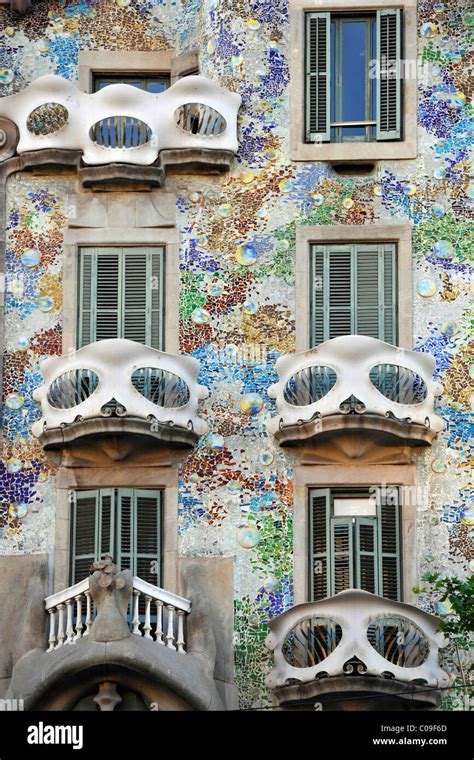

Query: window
<box><xmin>309</xmin><ymin>487</ymin><xmax>401</xmax><ymax>602</ymax></box>
<box><xmin>92</xmin><ymin>73</ymin><xmax>170</xmax><ymax>93</ymax></box>
<box><xmin>310</xmin><ymin>242</ymin><xmax>397</xmax><ymax>345</ymax></box>
<box><xmin>70</xmin><ymin>488</ymin><xmax>162</xmax><ymax>585</ymax></box>
<box><xmin>78</xmin><ymin>247</ymin><xmax>164</xmax><ymax>349</ymax></box>
<box><xmin>306</xmin><ymin>9</ymin><xmax>401</xmax><ymax>143</ymax></box>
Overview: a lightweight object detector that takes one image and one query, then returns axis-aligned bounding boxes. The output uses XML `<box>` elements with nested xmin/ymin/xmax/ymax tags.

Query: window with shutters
<box><xmin>78</xmin><ymin>247</ymin><xmax>165</xmax><ymax>349</ymax></box>
<box><xmin>309</xmin><ymin>487</ymin><xmax>401</xmax><ymax>602</ymax></box>
<box><xmin>305</xmin><ymin>10</ymin><xmax>401</xmax><ymax>143</ymax></box>
<box><xmin>70</xmin><ymin>488</ymin><xmax>162</xmax><ymax>586</ymax></box>
<box><xmin>310</xmin><ymin>242</ymin><xmax>397</xmax><ymax>346</ymax></box>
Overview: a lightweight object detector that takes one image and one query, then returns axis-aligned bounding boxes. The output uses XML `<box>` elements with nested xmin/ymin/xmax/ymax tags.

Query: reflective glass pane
<box><xmin>341</xmin><ymin>19</ymin><xmax>366</xmax><ymax>135</ymax></box>
<box><xmin>146</xmin><ymin>80</ymin><xmax>168</xmax><ymax>93</ymax></box>
<box><xmin>333</xmin><ymin>498</ymin><xmax>377</xmax><ymax>517</ymax></box>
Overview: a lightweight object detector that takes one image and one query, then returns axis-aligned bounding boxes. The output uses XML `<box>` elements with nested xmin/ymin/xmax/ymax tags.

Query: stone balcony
<box><xmin>267</xmin><ymin>336</ymin><xmax>444</xmax><ymax>447</ymax></box>
<box><xmin>6</xmin><ymin>556</ymin><xmax>223</xmax><ymax>710</ymax></box>
<box><xmin>265</xmin><ymin>590</ymin><xmax>452</xmax><ymax>710</ymax></box>
<box><xmin>0</xmin><ymin>74</ymin><xmax>241</xmax><ymax>185</ymax></box>
<box><xmin>44</xmin><ymin>570</ymin><xmax>191</xmax><ymax>654</ymax></box>
<box><xmin>32</xmin><ymin>338</ymin><xmax>208</xmax><ymax>455</ymax></box>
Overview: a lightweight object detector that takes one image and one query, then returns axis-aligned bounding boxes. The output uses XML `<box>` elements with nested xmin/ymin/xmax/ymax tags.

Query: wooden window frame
<box><xmin>70</xmin><ymin>487</ymin><xmax>163</xmax><ymax>586</ymax></box>
<box><xmin>295</xmin><ymin>224</ymin><xmax>413</xmax><ymax>351</ymax></box>
<box><xmin>292</xmin><ymin>463</ymin><xmax>418</xmax><ymax>606</ymax></box>
<box><xmin>77</xmin><ymin>245</ymin><xmax>165</xmax><ymax>350</ymax></box>
<box><xmin>309</xmin><ymin>241</ymin><xmax>397</xmax><ymax>346</ymax></box>
<box><xmin>78</xmin><ymin>49</ymin><xmax>199</xmax><ymax>93</ymax></box>
<box><xmin>309</xmin><ymin>486</ymin><xmax>401</xmax><ymax>601</ymax></box>
<box><xmin>290</xmin><ymin>0</ymin><xmax>417</xmax><ymax>162</ymax></box>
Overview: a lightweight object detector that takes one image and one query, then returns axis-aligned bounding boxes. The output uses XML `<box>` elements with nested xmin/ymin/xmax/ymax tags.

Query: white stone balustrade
<box><xmin>32</xmin><ymin>338</ymin><xmax>209</xmax><ymax>447</ymax></box>
<box><xmin>267</xmin><ymin>335</ymin><xmax>444</xmax><ymax>445</ymax></box>
<box><xmin>0</xmin><ymin>74</ymin><xmax>240</xmax><ymax>165</ymax></box>
<box><xmin>45</xmin><ymin>576</ymin><xmax>191</xmax><ymax>653</ymax></box>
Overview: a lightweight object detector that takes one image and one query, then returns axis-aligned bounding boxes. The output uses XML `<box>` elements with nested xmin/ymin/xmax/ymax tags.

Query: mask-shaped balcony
<box><xmin>265</xmin><ymin>590</ymin><xmax>452</xmax><ymax>710</ymax></box>
<box><xmin>267</xmin><ymin>336</ymin><xmax>444</xmax><ymax>447</ymax></box>
<box><xmin>6</xmin><ymin>556</ymin><xmax>223</xmax><ymax>710</ymax></box>
<box><xmin>0</xmin><ymin>74</ymin><xmax>240</xmax><ymax>184</ymax></box>
<box><xmin>32</xmin><ymin>339</ymin><xmax>208</xmax><ymax>456</ymax></box>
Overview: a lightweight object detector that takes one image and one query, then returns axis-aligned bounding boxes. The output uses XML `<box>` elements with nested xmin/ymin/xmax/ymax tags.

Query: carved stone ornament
<box><xmin>93</xmin><ymin>681</ymin><xmax>122</xmax><ymax>712</ymax></box>
<box><xmin>88</xmin><ymin>555</ymin><xmax>132</xmax><ymax>642</ymax></box>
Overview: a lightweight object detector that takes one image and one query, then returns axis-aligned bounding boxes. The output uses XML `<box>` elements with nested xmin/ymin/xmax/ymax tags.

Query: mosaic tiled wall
<box><xmin>0</xmin><ymin>0</ymin><xmax>472</xmax><ymax>709</ymax></box>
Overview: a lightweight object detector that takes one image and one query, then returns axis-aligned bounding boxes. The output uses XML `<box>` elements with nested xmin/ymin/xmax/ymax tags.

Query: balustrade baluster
<box><xmin>165</xmin><ymin>605</ymin><xmax>176</xmax><ymax>649</ymax></box>
<box><xmin>155</xmin><ymin>599</ymin><xmax>164</xmax><ymax>644</ymax></box>
<box><xmin>176</xmin><ymin>609</ymin><xmax>185</xmax><ymax>653</ymax></box>
<box><xmin>143</xmin><ymin>596</ymin><xmax>152</xmax><ymax>639</ymax></box>
<box><xmin>56</xmin><ymin>603</ymin><xmax>66</xmax><ymax>647</ymax></box>
<box><xmin>74</xmin><ymin>594</ymin><xmax>83</xmax><ymax>641</ymax></box>
<box><xmin>47</xmin><ymin>608</ymin><xmax>56</xmax><ymax>652</ymax></box>
<box><xmin>84</xmin><ymin>591</ymin><xmax>92</xmax><ymax>635</ymax></box>
<box><xmin>132</xmin><ymin>589</ymin><xmax>140</xmax><ymax>635</ymax></box>
<box><xmin>65</xmin><ymin>599</ymin><xmax>74</xmax><ymax>644</ymax></box>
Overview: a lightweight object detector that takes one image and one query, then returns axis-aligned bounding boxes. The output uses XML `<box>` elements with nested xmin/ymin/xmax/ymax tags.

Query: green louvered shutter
<box><xmin>117</xmin><ymin>488</ymin><xmax>134</xmax><ymax>575</ymax></box>
<box><xmin>310</xmin><ymin>488</ymin><xmax>331</xmax><ymax>601</ymax></box>
<box><xmin>329</xmin><ymin>246</ymin><xmax>352</xmax><ymax>339</ymax></box>
<box><xmin>135</xmin><ymin>490</ymin><xmax>162</xmax><ymax>586</ymax></box>
<box><xmin>377</xmin><ymin>488</ymin><xmax>401</xmax><ymax>601</ymax></box>
<box><xmin>78</xmin><ymin>247</ymin><xmax>164</xmax><ymax>348</ymax></box>
<box><xmin>330</xmin><ymin>517</ymin><xmax>353</xmax><ymax>595</ymax></box>
<box><xmin>78</xmin><ymin>251</ymin><xmax>94</xmax><ymax>348</ymax></box>
<box><xmin>310</xmin><ymin>244</ymin><xmax>397</xmax><ymax>345</ymax></box>
<box><xmin>376</xmin><ymin>9</ymin><xmax>402</xmax><ymax>140</ymax></box>
<box><xmin>96</xmin><ymin>250</ymin><xmax>120</xmax><ymax>342</ymax></box>
<box><xmin>355</xmin><ymin>518</ymin><xmax>379</xmax><ymax>594</ymax></box>
<box><xmin>116</xmin><ymin>489</ymin><xmax>161</xmax><ymax>582</ymax></box>
<box><xmin>150</xmin><ymin>248</ymin><xmax>164</xmax><ymax>350</ymax></box>
<box><xmin>383</xmin><ymin>244</ymin><xmax>397</xmax><ymax>344</ymax></box>
<box><xmin>122</xmin><ymin>248</ymin><xmax>164</xmax><ymax>348</ymax></box>
<box><xmin>123</xmin><ymin>250</ymin><xmax>148</xmax><ymax>344</ymax></box>
<box><xmin>71</xmin><ymin>489</ymin><xmax>114</xmax><ymax>583</ymax></box>
<box><xmin>356</xmin><ymin>245</ymin><xmax>380</xmax><ymax>339</ymax></box>
<box><xmin>305</xmin><ymin>12</ymin><xmax>331</xmax><ymax>142</ymax></box>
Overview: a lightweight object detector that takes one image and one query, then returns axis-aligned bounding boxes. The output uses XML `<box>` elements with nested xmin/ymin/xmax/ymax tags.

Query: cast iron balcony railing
<box><xmin>0</xmin><ymin>74</ymin><xmax>240</xmax><ymax>174</ymax></box>
<box><xmin>267</xmin><ymin>335</ymin><xmax>444</xmax><ymax>445</ymax></box>
<box><xmin>45</xmin><ymin>576</ymin><xmax>191</xmax><ymax>653</ymax></box>
<box><xmin>32</xmin><ymin>338</ymin><xmax>208</xmax><ymax>450</ymax></box>
<box><xmin>265</xmin><ymin>589</ymin><xmax>452</xmax><ymax>709</ymax></box>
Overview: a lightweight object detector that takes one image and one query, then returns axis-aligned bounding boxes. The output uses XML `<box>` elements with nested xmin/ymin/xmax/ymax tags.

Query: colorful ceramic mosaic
<box><xmin>0</xmin><ymin>0</ymin><xmax>473</xmax><ymax>709</ymax></box>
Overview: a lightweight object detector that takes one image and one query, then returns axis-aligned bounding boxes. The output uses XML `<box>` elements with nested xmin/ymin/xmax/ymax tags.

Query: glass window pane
<box><xmin>333</xmin><ymin>498</ymin><xmax>377</xmax><ymax>517</ymax></box>
<box><xmin>146</xmin><ymin>80</ymin><xmax>169</xmax><ymax>93</ymax></box>
<box><xmin>341</xmin><ymin>20</ymin><xmax>367</xmax><ymax>125</ymax></box>
<box><xmin>93</xmin><ymin>74</ymin><xmax>170</xmax><ymax>92</ymax></box>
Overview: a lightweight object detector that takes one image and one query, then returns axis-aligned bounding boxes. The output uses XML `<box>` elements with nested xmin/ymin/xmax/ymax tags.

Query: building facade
<box><xmin>0</xmin><ymin>0</ymin><xmax>471</xmax><ymax>711</ymax></box>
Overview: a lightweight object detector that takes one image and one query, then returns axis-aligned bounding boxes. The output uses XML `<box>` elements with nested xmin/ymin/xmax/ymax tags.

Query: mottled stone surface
<box><xmin>0</xmin><ymin>554</ymin><xmax>48</xmax><ymax>697</ymax></box>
